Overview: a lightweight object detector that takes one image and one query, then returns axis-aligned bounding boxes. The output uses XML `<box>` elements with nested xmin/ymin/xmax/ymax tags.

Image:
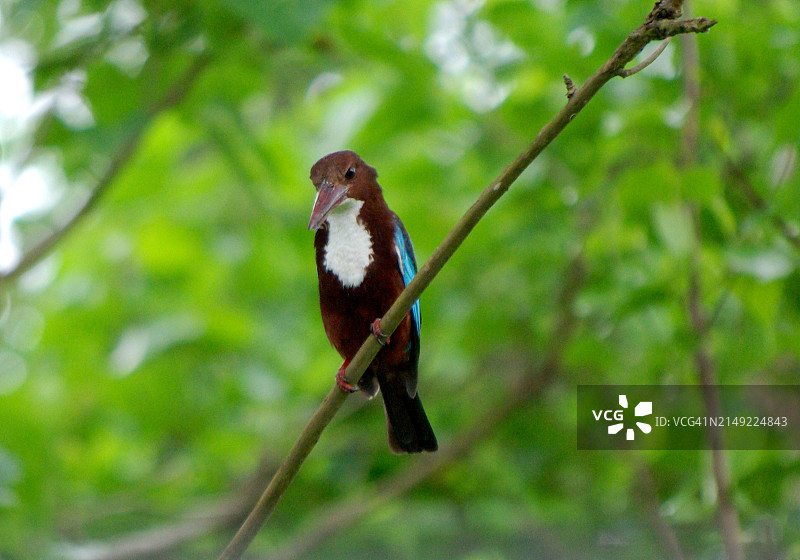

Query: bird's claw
<box><xmin>335</xmin><ymin>361</ymin><xmax>358</xmax><ymax>393</ymax></box>
<box><xmin>371</xmin><ymin>318</ymin><xmax>390</xmax><ymax>346</ymax></box>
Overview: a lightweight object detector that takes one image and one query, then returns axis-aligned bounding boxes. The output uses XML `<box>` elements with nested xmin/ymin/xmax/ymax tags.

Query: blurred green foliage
<box><xmin>0</xmin><ymin>0</ymin><xmax>798</xmax><ymax>558</ymax></box>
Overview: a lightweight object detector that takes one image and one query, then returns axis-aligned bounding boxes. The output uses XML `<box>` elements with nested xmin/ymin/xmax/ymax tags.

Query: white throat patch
<box><xmin>323</xmin><ymin>199</ymin><xmax>373</xmax><ymax>288</ymax></box>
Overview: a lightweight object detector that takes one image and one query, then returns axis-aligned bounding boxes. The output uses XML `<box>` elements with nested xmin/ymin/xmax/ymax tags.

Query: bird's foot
<box><xmin>371</xmin><ymin>318</ymin><xmax>390</xmax><ymax>346</ymax></box>
<box><xmin>335</xmin><ymin>360</ymin><xmax>358</xmax><ymax>393</ymax></box>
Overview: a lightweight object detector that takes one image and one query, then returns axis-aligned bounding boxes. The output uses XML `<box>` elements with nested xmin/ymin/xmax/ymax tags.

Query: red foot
<box><xmin>335</xmin><ymin>360</ymin><xmax>358</xmax><ymax>393</ymax></box>
<box><xmin>371</xmin><ymin>318</ymin><xmax>390</xmax><ymax>346</ymax></box>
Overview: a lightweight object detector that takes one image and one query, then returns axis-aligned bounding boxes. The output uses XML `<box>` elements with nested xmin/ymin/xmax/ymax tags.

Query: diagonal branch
<box><xmin>723</xmin><ymin>158</ymin><xmax>800</xmax><ymax>252</ymax></box>
<box><xmin>217</xmin><ymin>4</ymin><xmax>717</xmax><ymax>560</ymax></box>
<box><xmin>55</xmin><ymin>249</ymin><xmax>585</xmax><ymax>560</ymax></box>
<box><xmin>54</xmin><ymin>452</ymin><xmax>279</xmax><ymax>560</ymax></box>
<box><xmin>0</xmin><ymin>53</ymin><xmax>211</xmax><ymax>286</ymax></box>
<box><xmin>269</xmin><ymin>252</ymin><xmax>585</xmax><ymax>560</ymax></box>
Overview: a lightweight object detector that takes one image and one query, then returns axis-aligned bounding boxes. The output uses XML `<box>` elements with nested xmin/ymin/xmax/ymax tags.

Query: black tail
<box><xmin>378</xmin><ymin>372</ymin><xmax>437</xmax><ymax>454</ymax></box>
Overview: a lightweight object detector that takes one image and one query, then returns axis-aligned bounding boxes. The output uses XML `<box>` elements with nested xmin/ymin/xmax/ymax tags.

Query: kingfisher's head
<box><xmin>308</xmin><ymin>150</ymin><xmax>379</xmax><ymax>231</ymax></box>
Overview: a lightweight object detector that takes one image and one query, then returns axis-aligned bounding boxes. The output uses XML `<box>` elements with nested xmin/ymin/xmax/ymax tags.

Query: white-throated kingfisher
<box><xmin>308</xmin><ymin>150</ymin><xmax>437</xmax><ymax>454</ymax></box>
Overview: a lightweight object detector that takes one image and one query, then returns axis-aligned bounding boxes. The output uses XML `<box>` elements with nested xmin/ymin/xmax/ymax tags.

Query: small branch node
<box><xmin>647</xmin><ymin>0</ymin><xmax>684</xmax><ymax>24</ymax></box>
<box><xmin>563</xmin><ymin>74</ymin><xmax>576</xmax><ymax>99</ymax></box>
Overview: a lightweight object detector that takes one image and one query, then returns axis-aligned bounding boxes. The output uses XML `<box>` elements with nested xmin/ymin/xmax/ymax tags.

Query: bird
<box><xmin>308</xmin><ymin>150</ymin><xmax>437</xmax><ymax>454</ymax></box>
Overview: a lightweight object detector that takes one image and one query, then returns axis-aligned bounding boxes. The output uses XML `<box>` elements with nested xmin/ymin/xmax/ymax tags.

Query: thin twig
<box><xmin>618</xmin><ymin>37</ymin><xmax>672</xmax><ymax>77</ymax></box>
<box><xmin>216</xmin><ymin>6</ymin><xmax>716</xmax><ymax>560</ymax></box>
<box><xmin>0</xmin><ymin>53</ymin><xmax>212</xmax><ymax>286</ymax></box>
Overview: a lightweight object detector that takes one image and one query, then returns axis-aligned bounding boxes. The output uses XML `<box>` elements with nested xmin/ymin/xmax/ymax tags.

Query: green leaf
<box><xmin>652</xmin><ymin>202</ymin><xmax>693</xmax><ymax>257</ymax></box>
<box><xmin>728</xmin><ymin>248</ymin><xmax>795</xmax><ymax>282</ymax></box>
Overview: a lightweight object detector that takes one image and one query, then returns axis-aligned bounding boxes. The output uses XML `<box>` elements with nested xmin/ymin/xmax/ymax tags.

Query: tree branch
<box><xmin>54</xmin><ymin>453</ymin><xmax>278</xmax><ymax>560</ymax></box>
<box><xmin>680</xmin><ymin>4</ymin><xmax>743</xmax><ymax>558</ymax></box>
<box><xmin>0</xmin><ymin>53</ymin><xmax>211</xmax><ymax>286</ymax></box>
<box><xmin>689</xmin><ymin>268</ymin><xmax>744</xmax><ymax>560</ymax></box>
<box><xmin>217</xmin><ymin>5</ymin><xmax>716</xmax><ymax>559</ymax></box>
<box><xmin>269</xmin><ymin>252</ymin><xmax>586</xmax><ymax>560</ymax></box>
<box><xmin>58</xmin><ymin>500</ymin><xmax>243</xmax><ymax>560</ymax></box>
<box><xmin>636</xmin><ymin>464</ymin><xmax>686</xmax><ymax>560</ymax></box>
<box><xmin>52</xmin><ymin>251</ymin><xmax>583</xmax><ymax>560</ymax></box>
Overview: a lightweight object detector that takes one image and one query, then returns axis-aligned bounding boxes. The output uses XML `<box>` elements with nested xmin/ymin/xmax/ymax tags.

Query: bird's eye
<box><xmin>344</xmin><ymin>167</ymin><xmax>356</xmax><ymax>180</ymax></box>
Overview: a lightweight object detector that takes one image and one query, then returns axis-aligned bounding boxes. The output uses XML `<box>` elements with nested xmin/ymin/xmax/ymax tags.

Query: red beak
<box><xmin>308</xmin><ymin>180</ymin><xmax>348</xmax><ymax>230</ymax></box>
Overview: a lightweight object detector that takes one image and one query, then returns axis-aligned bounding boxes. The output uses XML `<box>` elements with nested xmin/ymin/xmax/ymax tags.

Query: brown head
<box><xmin>308</xmin><ymin>150</ymin><xmax>381</xmax><ymax>230</ymax></box>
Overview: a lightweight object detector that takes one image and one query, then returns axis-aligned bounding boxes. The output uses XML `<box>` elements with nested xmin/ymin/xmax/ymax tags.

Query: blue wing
<box><xmin>393</xmin><ymin>216</ymin><xmax>421</xmax><ymax>341</ymax></box>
